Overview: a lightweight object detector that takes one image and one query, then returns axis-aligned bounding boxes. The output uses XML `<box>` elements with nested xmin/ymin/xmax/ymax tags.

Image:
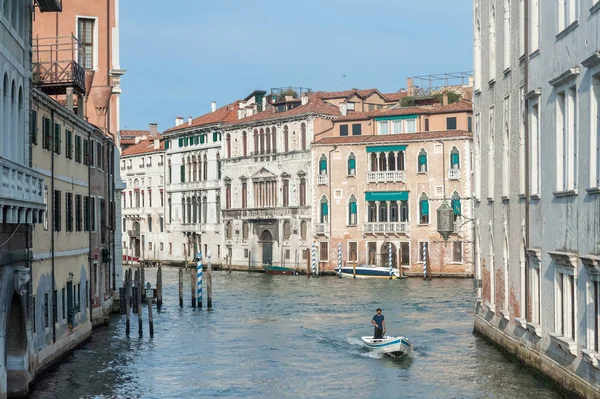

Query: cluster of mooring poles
<box><xmin>179</xmin><ymin>251</ymin><xmax>213</xmax><ymax>310</ymax></box>
<box><xmin>121</xmin><ymin>264</ymin><xmax>163</xmax><ymax>338</ymax></box>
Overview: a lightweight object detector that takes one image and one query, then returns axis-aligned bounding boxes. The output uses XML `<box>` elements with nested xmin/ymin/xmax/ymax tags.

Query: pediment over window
<box><xmin>548</xmin><ymin>251</ymin><xmax>578</xmax><ymax>268</ymax></box>
<box><xmin>239</xmin><ymin>175</ymin><xmax>248</xmax><ymax>181</ymax></box>
<box><xmin>281</xmin><ymin>172</ymin><xmax>291</xmax><ymax>179</ymax></box>
<box><xmin>580</xmin><ymin>254</ymin><xmax>600</xmax><ymax>270</ymax></box>
<box><xmin>252</xmin><ymin>167</ymin><xmax>276</xmax><ymax>179</ymax></box>
<box><xmin>527</xmin><ymin>248</ymin><xmax>542</xmax><ymax>263</ymax></box>
<box><xmin>297</xmin><ymin>170</ymin><xmax>307</xmax><ymax>177</ymax></box>
<box><xmin>223</xmin><ymin>176</ymin><xmax>232</xmax><ymax>183</ymax></box>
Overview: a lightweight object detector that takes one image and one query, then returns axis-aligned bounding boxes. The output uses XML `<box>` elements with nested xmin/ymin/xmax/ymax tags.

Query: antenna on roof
<box><xmin>342</xmin><ymin>74</ymin><xmax>347</xmax><ymax>87</ymax></box>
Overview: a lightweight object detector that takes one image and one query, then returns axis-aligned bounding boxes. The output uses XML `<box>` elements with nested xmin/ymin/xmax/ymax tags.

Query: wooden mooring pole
<box><xmin>191</xmin><ymin>267</ymin><xmax>197</xmax><ymax>308</ymax></box>
<box><xmin>141</xmin><ymin>263</ymin><xmax>146</xmax><ymax>302</ymax></box>
<box><xmin>136</xmin><ymin>269</ymin><xmax>143</xmax><ymax>336</ymax></box>
<box><xmin>133</xmin><ymin>270</ymin><xmax>139</xmax><ymax>314</ymax></box>
<box><xmin>125</xmin><ymin>269</ymin><xmax>131</xmax><ymax>336</ymax></box>
<box><xmin>178</xmin><ymin>268</ymin><xmax>183</xmax><ymax>308</ymax></box>
<box><xmin>248</xmin><ymin>251</ymin><xmax>251</xmax><ymax>273</ymax></box>
<box><xmin>207</xmin><ymin>258</ymin><xmax>213</xmax><ymax>309</ymax></box>
<box><xmin>156</xmin><ymin>267</ymin><xmax>163</xmax><ymax>311</ymax></box>
<box><xmin>146</xmin><ymin>283</ymin><xmax>154</xmax><ymax>338</ymax></box>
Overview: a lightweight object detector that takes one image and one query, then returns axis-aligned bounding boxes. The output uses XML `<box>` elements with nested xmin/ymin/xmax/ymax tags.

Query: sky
<box><xmin>119</xmin><ymin>0</ymin><xmax>473</xmax><ymax>133</ymax></box>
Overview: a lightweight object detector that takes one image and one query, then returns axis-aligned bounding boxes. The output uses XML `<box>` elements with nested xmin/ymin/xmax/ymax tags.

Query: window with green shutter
<box><xmin>213</xmin><ymin>132</ymin><xmax>218</xmax><ymax>142</ymax></box>
<box><xmin>178</xmin><ymin>138</ymin><xmax>183</xmax><ymax>147</ymax></box>
<box><xmin>42</xmin><ymin>117</ymin><xmax>51</xmax><ymax>150</ymax></box>
<box><xmin>200</xmin><ymin>135</ymin><xmax>205</xmax><ymax>144</ymax></box>
<box><xmin>180</xmin><ymin>165</ymin><xmax>185</xmax><ymax>182</ymax></box>
<box><xmin>347</xmin><ymin>154</ymin><xmax>356</xmax><ymax>176</ymax></box>
<box><xmin>452</xmin><ymin>198</ymin><xmax>461</xmax><ymax>215</ymax></box>
<box><xmin>165</xmin><ymin>140</ymin><xmax>170</xmax><ymax>150</ymax></box>
<box><xmin>418</xmin><ymin>149</ymin><xmax>427</xmax><ymax>173</ymax></box>
<box><xmin>319</xmin><ymin>156</ymin><xmax>327</xmax><ymax>174</ymax></box>
<box><xmin>31</xmin><ymin>110</ymin><xmax>38</xmax><ymax>145</ymax></box>
<box><xmin>320</xmin><ymin>201</ymin><xmax>328</xmax><ymax>223</ymax></box>
<box><xmin>349</xmin><ymin>199</ymin><xmax>357</xmax><ymax>225</ymax></box>
<box><xmin>66</xmin><ymin>130</ymin><xmax>73</xmax><ymax>159</ymax></box>
<box><xmin>54</xmin><ymin>123</ymin><xmax>62</xmax><ymax>154</ymax></box>
<box><xmin>75</xmin><ymin>136</ymin><xmax>82</xmax><ymax>163</ymax></box>
<box><xmin>419</xmin><ymin>193</ymin><xmax>429</xmax><ymax>224</ymax></box>
<box><xmin>83</xmin><ymin>139</ymin><xmax>89</xmax><ymax>165</ymax></box>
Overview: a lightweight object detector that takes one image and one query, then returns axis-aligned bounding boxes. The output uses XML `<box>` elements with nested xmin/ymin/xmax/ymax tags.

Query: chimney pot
<box><xmin>188</xmin><ymin>116</ymin><xmax>192</xmax><ymax>126</ymax></box>
<box><xmin>175</xmin><ymin>116</ymin><xmax>184</xmax><ymax>126</ymax></box>
<box><xmin>442</xmin><ymin>92</ymin><xmax>449</xmax><ymax>106</ymax></box>
<box><xmin>153</xmin><ymin>139</ymin><xmax>159</xmax><ymax>150</ymax></box>
<box><xmin>339</xmin><ymin>103</ymin><xmax>347</xmax><ymax>116</ymax></box>
<box><xmin>149</xmin><ymin>123</ymin><xmax>158</xmax><ymax>137</ymax></box>
<box><xmin>211</xmin><ymin>101</ymin><xmax>217</xmax><ymax>113</ymax></box>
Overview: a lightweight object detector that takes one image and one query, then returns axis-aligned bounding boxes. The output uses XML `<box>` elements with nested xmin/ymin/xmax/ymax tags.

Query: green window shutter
<box><xmin>178</xmin><ymin>138</ymin><xmax>183</xmax><ymax>147</ymax></box>
<box><xmin>418</xmin><ymin>154</ymin><xmax>427</xmax><ymax>166</ymax></box>
<box><xmin>43</xmin><ymin>117</ymin><xmax>50</xmax><ymax>149</ymax></box>
<box><xmin>213</xmin><ymin>132</ymin><xmax>218</xmax><ymax>142</ymax></box>
<box><xmin>350</xmin><ymin>201</ymin><xmax>357</xmax><ymax>214</ymax></box>
<box><xmin>451</xmin><ymin>153</ymin><xmax>460</xmax><ymax>167</ymax></box>
<box><xmin>322</xmin><ymin>202</ymin><xmax>328</xmax><ymax>216</ymax></box>
<box><xmin>31</xmin><ymin>110</ymin><xmax>38</xmax><ymax>145</ymax></box>
<box><xmin>218</xmin><ymin>160</ymin><xmax>221</xmax><ymax>179</ymax></box>
<box><xmin>180</xmin><ymin>165</ymin><xmax>185</xmax><ymax>182</ymax></box>
<box><xmin>420</xmin><ymin>200</ymin><xmax>429</xmax><ymax>216</ymax></box>
<box><xmin>54</xmin><ymin>124</ymin><xmax>61</xmax><ymax>154</ymax></box>
<box><xmin>319</xmin><ymin>159</ymin><xmax>327</xmax><ymax>172</ymax></box>
<box><xmin>165</xmin><ymin>140</ymin><xmax>170</xmax><ymax>150</ymax></box>
<box><xmin>200</xmin><ymin>135</ymin><xmax>205</xmax><ymax>144</ymax></box>
<box><xmin>348</xmin><ymin>158</ymin><xmax>356</xmax><ymax>170</ymax></box>
<box><xmin>452</xmin><ymin>199</ymin><xmax>461</xmax><ymax>215</ymax></box>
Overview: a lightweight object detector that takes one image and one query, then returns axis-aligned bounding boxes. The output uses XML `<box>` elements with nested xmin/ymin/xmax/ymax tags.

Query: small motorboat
<box><xmin>263</xmin><ymin>265</ymin><xmax>295</xmax><ymax>275</ymax></box>
<box><xmin>340</xmin><ymin>264</ymin><xmax>401</xmax><ymax>279</ymax></box>
<box><xmin>361</xmin><ymin>335</ymin><xmax>412</xmax><ymax>356</ymax></box>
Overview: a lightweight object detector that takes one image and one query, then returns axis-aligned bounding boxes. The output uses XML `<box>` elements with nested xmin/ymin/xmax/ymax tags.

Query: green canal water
<box><xmin>29</xmin><ymin>269</ymin><xmax>563</xmax><ymax>398</ymax></box>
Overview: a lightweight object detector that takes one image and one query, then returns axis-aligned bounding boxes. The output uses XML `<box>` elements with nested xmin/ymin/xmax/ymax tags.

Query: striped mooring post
<box><xmin>338</xmin><ymin>242</ymin><xmax>342</xmax><ymax>278</ymax></box>
<box><xmin>197</xmin><ymin>252</ymin><xmax>203</xmax><ymax>308</ymax></box>
<box><xmin>422</xmin><ymin>243</ymin><xmax>427</xmax><ymax>278</ymax></box>
<box><xmin>388</xmin><ymin>242</ymin><xmax>393</xmax><ymax>279</ymax></box>
<box><xmin>311</xmin><ymin>242</ymin><xmax>317</xmax><ymax>277</ymax></box>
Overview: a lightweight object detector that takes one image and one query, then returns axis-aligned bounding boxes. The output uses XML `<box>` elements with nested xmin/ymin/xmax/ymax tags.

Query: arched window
<box><xmin>319</xmin><ymin>154</ymin><xmax>327</xmax><ymax>175</ymax></box>
<box><xmin>378</xmin><ymin>201</ymin><xmax>388</xmax><ymax>222</ymax></box>
<box><xmin>225</xmin><ymin>183</ymin><xmax>231</xmax><ymax>209</ymax></box>
<box><xmin>259</xmin><ymin>128</ymin><xmax>265</xmax><ymax>154</ymax></box>
<box><xmin>226</xmin><ymin>134</ymin><xmax>231</xmax><ymax>158</ymax></box>
<box><xmin>283</xmin><ymin>221</ymin><xmax>291</xmax><ymax>240</ymax></box>
<box><xmin>203</xmin><ymin>154</ymin><xmax>208</xmax><ymax>180</ymax></box>
<box><xmin>299</xmin><ymin>178</ymin><xmax>306</xmax><ymax>206</ymax></box>
<box><xmin>216</xmin><ymin>194</ymin><xmax>221</xmax><ymax>223</ymax></box>
<box><xmin>271</xmin><ymin>126</ymin><xmax>277</xmax><ymax>153</ymax></box>
<box><xmin>284</xmin><ymin>126</ymin><xmax>289</xmax><ymax>152</ymax></box>
<box><xmin>192</xmin><ymin>196</ymin><xmax>198</xmax><ymax>223</ymax></box>
<box><xmin>348</xmin><ymin>195</ymin><xmax>357</xmax><ymax>225</ymax></box>
<box><xmin>370</xmin><ymin>152</ymin><xmax>378</xmax><ymax>172</ymax></box>
<box><xmin>451</xmin><ymin>192</ymin><xmax>461</xmax><ymax>220</ymax></box>
<box><xmin>282</xmin><ymin>179</ymin><xmax>289</xmax><ymax>207</ymax></box>
<box><xmin>450</xmin><ymin>146</ymin><xmax>460</xmax><ymax>169</ymax></box>
<box><xmin>217</xmin><ymin>153</ymin><xmax>221</xmax><ymax>179</ymax></box>
<box><xmin>418</xmin><ymin>149</ymin><xmax>428</xmax><ymax>173</ymax></box>
<box><xmin>242</xmin><ymin>222</ymin><xmax>249</xmax><ymax>239</ymax></box>
<box><xmin>347</xmin><ymin>153</ymin><xmax>356</xmax><ymax>176</ymax></box>
<box><xmin>265</xmin><ymin>127</ymin><xmax>271</xmax><ymax>154</ymax></box>
<box><xmin>242</xmin><ymin>131</ymin><xmax>247</xmax><ymax>156</ymax></box>
<box><xmin>378</xmin><ymin>152</ymin><xmax>387</xmax><ymax>171</ymax></box>
<box><xmin>3</xmin><ymin>74</ymin><xmax>9</xmax><ymax>144</ymax></box>
<box><xmin>388</xmin><ymin>152</ymin><xmax>396</xmax><ymax>171</ymax></box>
<box><xmin>226</xmin><ymin>221</ymin><xmax>232</xmax><ymax>239</ymax></box>
<box><xmin>397</xmin><ymin>151</ymin><xmax>405</xmax><ymax>171</ymax></box>
<box><xmin>300</xmin><ymin>221</ymin><xmax>307</xmax><ymax>240</ymax></box>
<box><xmin>320</xmin><ymin>196</ymin><xmax>329</xmax><ymax>224</ymax></box>
<box><xmin>253</xmin><ymin>129</ymin><xmax>258</xmax><ymax>154</ymax></box>
<box><xmin>301</xmin><ymin>123</ymin><xmax>306</xmax><ymax>150</ymax></box>
<box><xmin>419</xmin><ymin>193</ymin><xmax>429</xmax><ymax>224</ymax></box>
<box><xmin>241</xmin><ymin>181</ymin><xmax>248</xmax><ymax>208</ymax></box>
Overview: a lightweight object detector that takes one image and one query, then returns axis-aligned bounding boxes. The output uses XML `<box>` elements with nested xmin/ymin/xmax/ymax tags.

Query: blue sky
<box><xmin>120</xmin><ymin>0</ymin><xmax>473</xmax><ymax>132</ymax></box>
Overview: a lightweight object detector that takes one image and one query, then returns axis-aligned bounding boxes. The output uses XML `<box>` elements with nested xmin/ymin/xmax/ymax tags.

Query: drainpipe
<box><xmin>88</xmin><ymin>129</ymin><xmax>92</xmax><ymax>324</ymax></box>
<box><xmin>328</xmin><ymin>145</ymin><xmax>338</xmax><ymax>273</ymax></box>
<box><xmin>51</xmin><ymin>109</ymin><xmax>55</xmax><ymax>344</ymax></box>
<box><xmin>523</xmin><ymin>0</ymin><xmax>531</xmax><ymax>319</ymax></box>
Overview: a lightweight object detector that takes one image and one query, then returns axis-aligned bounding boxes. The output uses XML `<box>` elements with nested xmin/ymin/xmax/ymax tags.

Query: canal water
<box><xmin>29</xmin><ymin>269</ymin><xmax>563</xmax><ymax>399</ymax></box>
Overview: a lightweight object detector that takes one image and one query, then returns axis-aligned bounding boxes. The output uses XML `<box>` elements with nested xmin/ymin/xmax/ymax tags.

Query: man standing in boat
<box><xmin>372</xmin><ymin>308</ymin><xmax>385</xmax><ymax>339</ymax></box>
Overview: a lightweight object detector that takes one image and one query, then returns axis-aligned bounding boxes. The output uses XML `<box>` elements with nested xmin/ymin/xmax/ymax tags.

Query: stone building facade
<box><xmin>473</xmin><ymin>0</ymin><xmax>600</xmax><ymax>396</ymax></box>
<box><xmin>0</xmin><ymin>1</ymin><xmax>56</xmax><ymax>397</ymax></box>
<box><xmin>221</xmin><ymin>92</ymin><xmax>341</xmax><ymax>270</ymax></box>
<box><xmin>121</xmin><ymin>126</ymin><xmax>166</xmax><ymax>263</ymax></box>
<box><xmin>312</xmin><ymin>101</ymin><xmax>473</xmax><ymax>275</ymax></box>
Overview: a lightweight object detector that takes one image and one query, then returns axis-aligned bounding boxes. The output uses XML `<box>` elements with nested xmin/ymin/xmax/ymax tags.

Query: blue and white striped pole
<box><xmin>197</xmin><ymin>252</ymin><xmax>203</xmax><ymax>308</ymax></box>
<box><xmin>422</xmin><ymin>243</ymin><xmax>427</xmax><ymax>279</ymax></box>
<box><xmin>388</xmin><ymin>242</ymin><xmax>393</xmax><ymax>279</ymax></box>
<box><xmin>338</xmin><ymin>242</ymin><xmax>342</xmax><ymax>278</ymax></box>
<box><xmin>311</xmin><ymin>242</ymin><xmax>317</xmax><ymax>277</ymax></box>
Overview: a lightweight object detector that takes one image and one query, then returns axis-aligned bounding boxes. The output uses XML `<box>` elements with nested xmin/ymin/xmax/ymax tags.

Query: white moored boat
<box><xmin>361</xmin><ymin>336</ymin><xmax>412</xmax><ymax>356</ymax></box>
<box><xmin>339</xmin><ymin>264</ymin><xmax>401</xmax><ymax>279</ymax></box>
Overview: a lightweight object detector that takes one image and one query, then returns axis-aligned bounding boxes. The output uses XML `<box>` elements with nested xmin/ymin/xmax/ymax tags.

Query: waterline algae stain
<box><xmin>30</xmin><ymin>270</ymin><xmax>561</xmax><ymax>398</ymax></box>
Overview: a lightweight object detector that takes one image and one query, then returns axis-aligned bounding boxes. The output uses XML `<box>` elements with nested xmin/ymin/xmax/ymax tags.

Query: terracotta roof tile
<box><xmin>313</xmin><ymin>130</ymin><xmax>473</xmax><ymax>146</ymax></box>
<box><xmin>314</xmin><ymin>88</ymin><xmax>382</xmax><ymax>100</ymax></box>
<box><xmin>226</xmin><ymin>94</ymin><xmax>341</xmax><ymax>127</ymax></box>
<box><xmin>121</xmin><ymin>138</ymin><xmax>165</xmax><ymax>157</ymax></box>
<box><xmin>334</xmin><ymin>100</ymin><xmax>472</xmax><ymax>122</ymax></box>
<box><xmin>165</xmin><ymin>101</ymin><xmax>242</xmax><ymax>133</ymax></box>
<box><xmin>382</xmin><ymin>92</ymin><xmax>409</xmax><ymax>102</ymax></box>
<box><xmin>120</xmin><ymin>130</ymin><xmax>149</xmax><ymax>138</ymax></box>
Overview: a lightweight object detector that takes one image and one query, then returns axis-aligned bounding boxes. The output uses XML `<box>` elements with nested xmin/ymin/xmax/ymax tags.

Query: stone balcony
<box><xmin>317</xmin><ymin>175</ymin><xmax>328</xmax><ymax>185</ymax></box>
<box><xmin>0</xmin><ymin>156</ymin><xmax>45</xmax><ymax>224</ymax></box>
<box><xmin>448</xmin><ymin>169</ymin><xmax>461</xmax><ymax>180</ymax></box>
<box><xmin>315</xmin><ymin>223</ymin><xmax>328</xmax><ymax>235</ymax></box>
<box><xmin>367</xmin><ymin>171</ymin><xmax>406</xmax><ymax>184</ymax></box>
<box><xmin>223</xmin><ymin>206</ymin><xmax>310</xmax><ymax>221</ymax></box>
<box><xmin>362</xmin><ymin>222</ymin><xmax>409</xmax><ymax>234</ymax></box>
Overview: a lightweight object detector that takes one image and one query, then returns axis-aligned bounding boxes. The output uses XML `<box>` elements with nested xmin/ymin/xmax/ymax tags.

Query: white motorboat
<box><xmin>339</xmin><ymin>264</ymin><xmax>401</xmax><ymax>279</ymax></box>
<box><xmin>361</xmin><ymin>335</ymin><xmax>412</xmax><ymax>356</ymax></box>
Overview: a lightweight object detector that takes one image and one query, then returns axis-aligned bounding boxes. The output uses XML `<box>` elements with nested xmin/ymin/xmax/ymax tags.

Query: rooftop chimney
<box><xmin>175</xmin><ymin>116</ymin><xmax>184</xmax><ymax>126</ymax></box>
<box><xmin>149</xmin><ymin>123</ymin><xmax>158</xmax><ymax>137</ymax></box>
<box><xmin>301</xmin><ymin>94</ymin><xmax>308</xmax><ymax>106</ymax></box>
<box><xmin>406</xmin><ymin>77</ymin><xmax>414</xmax><ymax>96</ymax></box>
<box><xmin>211</xmin><ymin>101</ymin><xmax>217</xmax><ymax>113</ymax></box>
<box><xmin>188</xmin><ymin>116</ymin><xmax>192</xmax><ymax>126</ymax></box>
<box><xmin>442</xmin><ymin>92</ymin><xmax>449</xmax><ymax>106</ymax></box>
<box><xmin>153</xmin><ymin>139</ymin><xmax>160</xmax><ymax>150</ymax></box>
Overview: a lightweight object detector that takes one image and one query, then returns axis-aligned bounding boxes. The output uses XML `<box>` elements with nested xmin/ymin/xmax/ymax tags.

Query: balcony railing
<box><xmin>223</xmin><ymin>206</ymin><xmax>310</xmax><ymax>220</ymax></box>
<box><xmin>362</xmin><ymin>222</ymin><xmax>409</xmax><ymax>234</ymax></box>
<box><xmin>317</xmin><ymin>175</ymin><xmax>328</xmax><ymax>185</ymax></box>
<box><xmin>32</xmin><ymin>36</ymin><xmax>86</xmax><ymax>96</ymax></box>
<box><xmin>448</xmin><ymin>169</ymin><xmax>461</xmax><ymax>180</ymax></box>
<box><xmin>0</xmin><ymin>156</ymin><xmax>45</xmax><ymax>223</ymax></box>
<box><xmin>35</xmin><ymin>0</ymin><xmax>63</xmax><ymax>12</ymax></box>
<box><xmin>367</xmin><ymin>170</ymin><xmax>406</xmax><ymax>183</ymax></box>
<box><xmin>316</xmin><ymin>223</ymin><xmax>329</xmax><ymax>234</ymax></box>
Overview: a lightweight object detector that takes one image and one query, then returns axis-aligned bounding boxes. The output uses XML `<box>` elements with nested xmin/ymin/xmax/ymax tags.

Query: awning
<box><xmin>365</xmin><ymin>191</ymin><xmax>409</xmax><ymax>201</ymax></box>
<box><xmin>374</xmin><ymin>114</ymin><xmax>417</xmax><ymax>121</ymax></box>
<box><xmin>366</xmin><ymin>145</ymin><xmax>407</xmax><ymax>153</ymax></box>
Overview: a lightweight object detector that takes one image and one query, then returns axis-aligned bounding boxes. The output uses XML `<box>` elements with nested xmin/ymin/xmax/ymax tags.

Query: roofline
<box><xmin>312</xmin><ymin>131</ymin><xmax>473</xmax><ymax>146</ymax></box>
<box><xmin>223</xmin><ymin>111</ymin><xmax>336</xmax><ymax>131</ymax></box>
